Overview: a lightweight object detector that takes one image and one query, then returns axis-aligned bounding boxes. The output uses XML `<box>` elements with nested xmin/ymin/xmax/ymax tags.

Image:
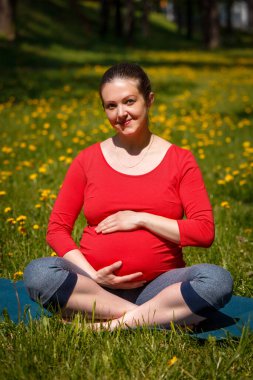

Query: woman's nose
<box><xmin>117</xmin><ymin>104</ymin><xmax>126</xmax><ymax>118</ymax></box>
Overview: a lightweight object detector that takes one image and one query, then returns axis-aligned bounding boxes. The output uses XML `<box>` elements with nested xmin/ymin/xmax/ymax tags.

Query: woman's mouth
<box><xmin>118</xmin><ymin>119</ymin><xmax>132</xmax><ymax>128</ymax></box>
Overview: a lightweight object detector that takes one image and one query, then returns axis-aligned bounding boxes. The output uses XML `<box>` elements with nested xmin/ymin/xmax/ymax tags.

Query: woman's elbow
<box><xmin>200</xmin><ymin>222</ymin><xmax>215</xmax><ymax>247</ymax></box>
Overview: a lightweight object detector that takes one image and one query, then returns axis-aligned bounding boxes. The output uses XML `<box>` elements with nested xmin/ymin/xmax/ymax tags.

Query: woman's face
<box><xmin>101</xmin><ymin>78</ymin><xmax>154</xmax><ymax>136</ymax></box>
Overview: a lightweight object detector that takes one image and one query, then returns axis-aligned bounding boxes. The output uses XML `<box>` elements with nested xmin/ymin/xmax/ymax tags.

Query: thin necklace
<box><xmin>114</xmin><ymin>134</ymin><xmax>154</xmax><ymax>168</ymax></box>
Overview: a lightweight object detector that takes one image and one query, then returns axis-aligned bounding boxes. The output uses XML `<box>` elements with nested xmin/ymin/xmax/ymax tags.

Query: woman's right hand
<box><xmin>93</xmin><ymin>261</ymin><xmax>146</xmax><ymax>289</ymax></box>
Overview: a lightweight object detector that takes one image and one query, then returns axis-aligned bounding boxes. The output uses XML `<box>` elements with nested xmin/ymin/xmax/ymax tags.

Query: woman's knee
<box><xmin>24</xmin><ymin>257</ymin><xmax>68</xmax><ymax>305</ymax></box>
<box><xmin>190</xmin><ymin>264</ymin><xmax>233</xmax><ymax>310</ymax></box>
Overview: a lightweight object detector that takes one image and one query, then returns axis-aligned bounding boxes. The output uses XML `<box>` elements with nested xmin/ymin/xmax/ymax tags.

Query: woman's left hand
<box><xmin>95</xmin><ymin>211</ymin><xmax>141</xmax><ymax>234</ymax></box>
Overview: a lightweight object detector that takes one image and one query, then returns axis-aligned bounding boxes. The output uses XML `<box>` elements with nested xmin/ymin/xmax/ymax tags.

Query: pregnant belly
<box><xmin>79</xmin><ymin>227</ymin><xmax>184</xmax><ymax>282</ymax></box>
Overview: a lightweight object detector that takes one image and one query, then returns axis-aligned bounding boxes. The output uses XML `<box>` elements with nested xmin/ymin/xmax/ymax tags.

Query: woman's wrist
<box><xmin>137</xmin><ymin>212</ymin><xmax>149</xmax><ymax>228</ymax></box>
<box><xmin>63</xmin><ymin>249</ymin><xmax>98</xmax><ymax>279</ymax></box>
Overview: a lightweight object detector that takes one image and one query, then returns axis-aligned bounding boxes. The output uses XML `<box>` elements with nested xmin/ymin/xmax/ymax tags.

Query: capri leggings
<box><xmin>24</xmin><ymin>257</ymin><xmax>233</xmax><ymax>318</ymax></box>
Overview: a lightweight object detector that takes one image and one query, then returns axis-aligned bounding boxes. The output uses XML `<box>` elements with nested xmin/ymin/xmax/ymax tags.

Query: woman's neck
<box><xmin>113</xmin><ymin>130</ymin><xmax>152</xmax><ymax>155</ymax></box>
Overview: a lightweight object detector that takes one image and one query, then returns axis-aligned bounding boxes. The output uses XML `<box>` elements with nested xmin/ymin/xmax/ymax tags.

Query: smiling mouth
<box><xmin>118</xmin><ymin>119</ymin><xmax>132</xmax><ymax>127</ymax></box>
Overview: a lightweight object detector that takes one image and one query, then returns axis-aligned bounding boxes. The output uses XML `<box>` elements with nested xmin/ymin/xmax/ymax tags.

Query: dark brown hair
<box><xmin>99</xmin><ymin>62</ymin><xmax>152</xmax><ymax>104</ymax></box>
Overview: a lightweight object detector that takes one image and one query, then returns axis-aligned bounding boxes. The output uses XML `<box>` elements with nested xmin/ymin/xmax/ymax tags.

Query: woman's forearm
<box><xmin>138</xmin><ymin>213</ymin><xmax>180</xmax><ymax>244</ymax></box>
<box><xmin>63</xmin><ymin>249</ymin><xmax>97</xmax><ymax>280</ymax></box>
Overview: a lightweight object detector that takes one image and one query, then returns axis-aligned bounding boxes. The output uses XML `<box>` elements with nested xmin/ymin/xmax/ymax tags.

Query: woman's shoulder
<box><xmin>75</xmin><ymin>142</ymin><xmax>100</xmax><ymax>160</ymax></box>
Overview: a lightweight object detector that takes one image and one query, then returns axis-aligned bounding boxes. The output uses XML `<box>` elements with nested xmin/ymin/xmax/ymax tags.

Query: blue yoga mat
<box><xmin>0</xmin><ymin>278</ymin><xmax>51</xmax><ymax>323</ymax></box>
<box><xmin>1</xmin><ymin>278</ymin><xmax>252</xmax><ymax>339</ymax></box>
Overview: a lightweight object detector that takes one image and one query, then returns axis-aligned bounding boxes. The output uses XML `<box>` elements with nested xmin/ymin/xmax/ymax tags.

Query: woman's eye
<box><xmin>106</xmin><ymin>104</ymin><xmax>116</xmax><ymax>110</ymax></box>
<box><xmin>126</xmin><ymin>99</ymin><xmax>135</xmax><ymax>105</ymax></box>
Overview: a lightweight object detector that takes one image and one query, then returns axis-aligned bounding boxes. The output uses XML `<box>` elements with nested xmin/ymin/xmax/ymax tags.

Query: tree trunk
<box><xmin>0</xmin><ymin>0</ymin><xmax>17</xmax><ymax>41</ymax></box>
<box><xmin>173</xmin><ymin>0</ymin><xmax>184</xmax><ymax>34</ymax></box>
<box><xmin>225</xmin><ymin>0</ymin><xmax>233</xmax><ymax>33</ymax></box>
<box><xmin>125</xmin><ymin>0</ymin><xmax>135</xmax><ymax>44</ymax></box>
<box><xmin>100</xmin><ymin>0</ymin><xmax>110</xmax><ymax>36</ymax></box>
<box><xmin>69</xmin><ymin>0</ymin><xmax>91</xmax><ymax>35</ymax></box>
<box><xmin>200</xmin><ymin>0</ymin><xmax>220</xmax><ymax>49</ymax></box>
<box><xmin>247</xmin><ymin>0</ymin><xmax>253</xmax><ymax>31</ymax></box>
<box><xmin>114</xmin><ymin>0</ymin><xmax>122</xmax><ymax>37</ymax></box>
<box><xmin>186</xmin><ymin>0</ymin><xmax>194</xmax><ymax>39</ymax></box>
<box><xmin>142</xmin><ymin>0</ymin><xmax>150</xmax><ymax>37</ymax></box>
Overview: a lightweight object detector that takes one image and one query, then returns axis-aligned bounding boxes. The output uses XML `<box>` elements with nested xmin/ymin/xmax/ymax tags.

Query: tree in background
<box><xmin>0</xmin><ymin>0</ymin><xmax>17</xmax><ymax>41</ymax></box>
<box><xmin>200</xmin><ymin>0</ymin><xmax>220</xmax><ymax>48</ymax></box>
<box><xmin>247</xmin><ymin>0</ymin><xmax>253</xmax><ymax>31</ymax></box>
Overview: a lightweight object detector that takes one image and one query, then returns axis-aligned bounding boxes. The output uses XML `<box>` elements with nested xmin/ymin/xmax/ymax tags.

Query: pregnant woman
<box><xmin>24</xmin><ymin>62</ymin><xmax>233</xmax><ymax>329</ymax></box>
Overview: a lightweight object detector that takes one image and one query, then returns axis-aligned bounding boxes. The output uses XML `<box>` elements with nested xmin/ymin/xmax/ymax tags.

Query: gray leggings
<box><xmin>24</xmin><ymin>257</ymin><xmax>233</xmax><ymax>317</ymax></box>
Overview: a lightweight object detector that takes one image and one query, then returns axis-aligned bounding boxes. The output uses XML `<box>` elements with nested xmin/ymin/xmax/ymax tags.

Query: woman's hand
<box><xmin>95</xmin><ymin>211</ymin><xmax>141</xmax><ymax>234</ymax></box>
<box><xmin>93</xmin><ymin>261</ymin><xmax>146</xmax><ymax>289</ymax></box>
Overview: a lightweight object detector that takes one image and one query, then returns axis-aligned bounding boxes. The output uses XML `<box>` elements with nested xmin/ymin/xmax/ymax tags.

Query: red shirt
<box><xmin>46</xmin><ymin>143</ymin><xmax>214</xmax><ymax>281</ymax></box>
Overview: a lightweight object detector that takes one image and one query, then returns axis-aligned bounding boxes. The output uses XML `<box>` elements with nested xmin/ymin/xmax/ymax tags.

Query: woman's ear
<box><xmin>147</xmin><ymin>92</ymin><xmax>155</xmax><ymax>108</ymax></box>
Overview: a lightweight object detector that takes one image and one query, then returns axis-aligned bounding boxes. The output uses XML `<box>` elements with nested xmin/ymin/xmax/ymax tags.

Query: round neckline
<box><xmin>98</xmin><ymin>142</ymin><xmax>174</xmax><ymax>178</ymax></box>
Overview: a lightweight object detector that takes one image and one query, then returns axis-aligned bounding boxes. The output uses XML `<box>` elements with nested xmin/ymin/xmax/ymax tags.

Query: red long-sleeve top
<box><xmin>46</xmin><ymin>143</ymin><xmax>215</xmax><ymax>281</ymax></box>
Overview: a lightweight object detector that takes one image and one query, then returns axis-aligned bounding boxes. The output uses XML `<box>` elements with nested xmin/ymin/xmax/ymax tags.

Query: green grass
<box><xmin>0</xmin><ymin>1</ymin><xmax>253</xmax><ymax>379</ymax></box>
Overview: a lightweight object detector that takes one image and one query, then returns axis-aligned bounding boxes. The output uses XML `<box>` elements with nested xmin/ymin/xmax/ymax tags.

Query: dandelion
<box><xmin>16</xmin><ymin>215</ymin><xmax>27</xmax><ymax>222</ymax></box>
<box><xmin>13</xmin><ymin>271</ymin><xmax>23</xmax><ymax>280</ymax></box>
<box><xmin>33</xmin><ymin>224</ymin><xmax>40</xmax><ymax>230</ymax></box>
<box><xmin>224</xmin><ymin>174</ymin><xmax>234</xmax><ymax>182</ymax></box>
<box><xmin>29</xmin><ymin>173</ymin><xmax>38</xmax><ymax>180</ymax></box>
<box><xmin>221</xmin><ymin>201</ymin><xmax>230</xmax><ymax>208</ymax></box>
<box><xmin>35</xmin><ymin>204</ymin><xmax>42</xmax><ymax>208</ymax></box>
<box><xmin>38</xmin><ymin>166</ymin><xmax>47</xmax><ymax>174</ymax></box>
<box><xmin>167</xmin><ymin>356</ymin><xmax>178</xmax><ymax>367</ymax></box>
<box><xmin>17</xmin><ymin>226</ymin><xmax>26</xmax><ymax>235</ymax></box>
<box><xmin>29</xmin><ymin>144</ymin><xmax>37</xmax><ymax>151</ymax></box>
<box><xmin>4</xmin><ymin>207</ymin><xmax>12</xmax><ymax>213</ymax></box>
<box><xmin>6</xmin><ymin>217</ymin><xmax>16</xmax><ymax>224</ymax></box>
<box><xmin>0</xmin><ymin>190</ymin><xmax>7</xmax><ymax>196</ymax></box>
<box><xmin>51</xmin><ymin>251</ymin><xmax>57</xmax><ymax>257</ymax></box>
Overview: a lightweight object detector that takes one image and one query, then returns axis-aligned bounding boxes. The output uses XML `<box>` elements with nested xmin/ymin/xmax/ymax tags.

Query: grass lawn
<box><xmin>0</xmin><ymin>1</ymin><xmax>253</xmax><ymax>379</ymax></box>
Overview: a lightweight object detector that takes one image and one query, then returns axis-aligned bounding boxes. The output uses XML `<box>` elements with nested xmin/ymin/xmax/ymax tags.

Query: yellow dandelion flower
<box><xmin>38</xmin><ymin>166</ymin><xmax>47</xmax><ymax>174</ymax></box>
<box><xmin>33</xmin><ymin>224</ymin><xmax>40</xmax><ymax>230</ymax></box>
<box><xmin>6</xmin><ymin>217</ymin><xmax>16</xmax><ymax>224</ymax></box>
<box><xmin>16</xmin><ymin>215</ymin><xmax>27</xmax><ymax>222</ymax></box>
<box><xmin>224</xmin><ymin>174</ymin><xmax>234</xmax><ymax>182</ymax></box>
<box><xmin>13</xmin><ymin>271</ymin><xmax>23</xmax><ymax>280</ymax></box>
<box><xmin>17</xmin><ymin>226</ymin><xmax>26</xmax><ymax>235</ymax></box>
<box><xmin>167</xmin><ymin>356</ymin><xmax>178</xmax><ymax>367</ymax></box>
<box><xmin>51</xmin><ymin>252</ymin><xmax>57</xmax><ymax>257</ymax></box>
<box><xmin>65</xmin><ymin>157</ymin><xmax>73</xmax><ymax>164</ymax></box>
<box><xmin>29</xmin><ymin>173</ymin><xmax>38</xmax><ymax>180</ymax></box>
<box><xmin>4</xmin><ymin>207</ymin><xmax>12</xmax><ymax>213</ymax></box>
<box><xmin>29</xmin><ymin>144</ymin><xmax>37</xmax><ymax>151</ymax></box>
<box><xmin>221</xmin><ymin>201</ymin><xmax>230</xmax><ymax>208</ymax></box>
<box><xmin>239</xmin><ymin>180</ymin><xmax>246</xmax><ymax>186</ymax></box>
<box><xmin>217</xmin><ymin>179</ymin><xmax>225</xmax><ymax>185</ymax></box>
<box><xmin>243</xmin><ymin>141</ymin><xmax>251</xmax><ymax>148</ymax></box>
<box><xmin>244</xmin><ymin>228</ymin><xmax>252</xmax><ymax>234</ymax></box>
<box><xmin>0</xmin><ymin>191</ymin><xmax>7</xmax><ymax>196</ymax></box>
<box><xmin>35</xmin><ymin>204</ymin><xmax>42</xmax><ymax>208</ymax></box>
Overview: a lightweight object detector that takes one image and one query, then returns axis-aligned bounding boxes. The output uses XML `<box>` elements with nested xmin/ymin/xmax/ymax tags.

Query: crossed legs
<box><xmin>24</xmin><ymin>258</ymin><xmax>233</xmax><ymax>329</ymax></box>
